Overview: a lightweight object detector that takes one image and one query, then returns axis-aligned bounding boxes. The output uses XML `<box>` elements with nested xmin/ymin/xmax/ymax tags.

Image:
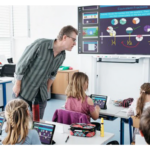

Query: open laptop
<box><xmin>0</xmin><ymin>116</ymin><xmax>5</xmax><ymax>135</ymax></box>
<box><xmin>33</xmin><ymin>122</ymin><xmax>56</xmax><ymax>145</ymax></box>
<box><xmin>90</xmin><ymin>94</ymin><xmax>108</xmax><ymax>109</ymax></box>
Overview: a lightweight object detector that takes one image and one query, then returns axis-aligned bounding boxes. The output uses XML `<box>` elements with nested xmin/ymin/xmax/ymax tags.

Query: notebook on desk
<box><xmin>33</xmin><ymin>122</ymin><xmax>56</xmax><ymax>145</ymax></box>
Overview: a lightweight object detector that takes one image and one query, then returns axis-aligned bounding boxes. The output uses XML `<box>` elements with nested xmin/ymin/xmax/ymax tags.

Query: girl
<box><xmin>65</xmin><ymin>72</ymin><xmax>100</xmax><ymax>122</ymax></box>
<box><xmin>2</xmin><ymin>99</ymin><xmax>41</xmax><ymax>145</ymax></box>
<box><xmin>127</xmin><ymin>83</ymin><xmax>150</xmax><ymax>142</ymax></box>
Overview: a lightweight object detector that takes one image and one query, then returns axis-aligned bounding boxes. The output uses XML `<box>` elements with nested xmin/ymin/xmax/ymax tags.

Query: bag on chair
<box><xmin>122</xmin><ymin>98</ymin><xmax>133</xmax><ymax>108</ymax></box>
<box><xmin>70</xmin><ymin>123</ymin><xmax>96</xmax><ymax>137</ymax></box>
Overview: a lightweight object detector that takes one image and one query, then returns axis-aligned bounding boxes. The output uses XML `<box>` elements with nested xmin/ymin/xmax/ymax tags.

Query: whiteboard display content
<box><xmin>78</xmin><ymin>5</ymin><xmax>150</xmax><ymax>55</ymax></box>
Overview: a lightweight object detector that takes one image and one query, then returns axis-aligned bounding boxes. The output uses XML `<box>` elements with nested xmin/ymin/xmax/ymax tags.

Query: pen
<box><xmin>65</xmin><ymin>136</ymin><xmax>69</xmax><ymax>143</ymax></box>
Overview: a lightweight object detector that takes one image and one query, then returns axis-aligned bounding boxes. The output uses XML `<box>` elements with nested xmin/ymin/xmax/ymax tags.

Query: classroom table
<box><xmin>135</xmin><ymin>135</ymin><xmax>147</xmax><ymax>145</ymax></box>
<box><xmin>41</xmin><ymin>120</ymin><xmax>115</xmax><ymax>145</ymax></box>
<box><xmin>0</xmin><ymin>118</ymin><xmax>114</xmax><ymax>145</ymax></box>
<box><xmin>98</xmin><ymin>103</ymin><xmax>129</xmax><ymax>145</ymax></box>
<box><xmin>61</xmin><ymin>102</ymin><xmax>129</xmax><ymax>145</ymax></box>
<box><xmin>0</xmin><ymin>77</ymin><xmax>14</xmax><ymax>110</ymax></box>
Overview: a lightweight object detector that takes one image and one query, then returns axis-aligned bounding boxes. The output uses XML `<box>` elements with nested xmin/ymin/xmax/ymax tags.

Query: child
<box><xmin>139</xmin><ymin>107</ymin><xmax>150</xmax><ymax>145</ymax></box>
<box><xmin>127</xmin><ymin>83</ymin><xmax>150</xmax><ymax>142</ymax></box>
<box><xmin>2</xmin><ymin>99</ymin><xmax>41</xmax><ymax>145</ymax></box>
<box><xmin>65</xmin><ymin>72</ymin><xmax>100</xmax><ymax>122</ymax></box>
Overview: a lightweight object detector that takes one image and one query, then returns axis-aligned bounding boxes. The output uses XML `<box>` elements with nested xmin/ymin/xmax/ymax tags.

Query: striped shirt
<box><xmin>14</xmin><ymin>38</ymin><xmax>66</xmax><ymax>102</ymax></box>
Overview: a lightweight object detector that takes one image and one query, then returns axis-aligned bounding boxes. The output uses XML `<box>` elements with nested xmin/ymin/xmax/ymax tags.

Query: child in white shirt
<box><xmin>127</xmin><ymin>83</ymin><xmax>150</xmax><ymax>142</ymax></box>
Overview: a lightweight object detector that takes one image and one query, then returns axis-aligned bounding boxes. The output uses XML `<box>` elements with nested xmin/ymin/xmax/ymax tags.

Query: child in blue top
<box><xmin>1</xmin><ymin>99</ymin><xmax>41</xmax><ymax>145</ymax></box>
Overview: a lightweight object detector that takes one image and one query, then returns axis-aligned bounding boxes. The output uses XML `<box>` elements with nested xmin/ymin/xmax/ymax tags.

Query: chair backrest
<box><xmin>106</xmin><ymin>141</ymin><xmax>120</xmax><ymax>146</ymax></box>
<box><xmin>129</xmin><ymin>116</ymin><xmax>140</xmax><ymax>144</ymax></box>
<box><xmin>7</xmin><ymin>58</ymin><xmax>13</xmax><ymax>63</ymax></box>
<box><xmin>52</xmin><ymin>109</ymin><xmax>90</xmax><ymax>125</ymax></box>
<box><xmin>1</xmin><ymin>64</ymin><xmax>16</xmax><ymax>77</ymax></box>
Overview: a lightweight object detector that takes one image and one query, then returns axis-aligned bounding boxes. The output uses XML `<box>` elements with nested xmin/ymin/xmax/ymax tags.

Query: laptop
<box><xmin>33</xmin><ymin>122</ymin><xmax>56</xmax><ymax>145</ymax></box>
<box><xmin>0</xmin><ymin>116</ymin><xmax>5</xmax><ymax>135</ymax></box>
<box><xmin>90</xmin><ymin>94</ymin><xmax>107</xmax><ymax>109</ymax></box>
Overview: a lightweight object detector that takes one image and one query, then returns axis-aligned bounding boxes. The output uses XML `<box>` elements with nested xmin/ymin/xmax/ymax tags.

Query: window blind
<box><xmin>0</xmin><ymin>5</ymin><xmax>30</xmax><ymax>59</ymax></box>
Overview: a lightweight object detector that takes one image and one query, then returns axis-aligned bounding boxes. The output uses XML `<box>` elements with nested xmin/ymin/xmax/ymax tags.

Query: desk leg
<box><xmin>2</xmin><ymin>83</ymin><xmax>7</xmax><ymax>108</ymax></box>
<box><xmin>120</xmin><ymin>118</ymin><xmax>124</xmax><ymax>145</ymax></box>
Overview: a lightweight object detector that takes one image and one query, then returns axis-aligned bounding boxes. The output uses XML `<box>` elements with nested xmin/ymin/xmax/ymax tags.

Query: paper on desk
<box><xmin>120</xmin><ymin>108</ymin><xmax>129</xmax><ymax>113</ymax></box>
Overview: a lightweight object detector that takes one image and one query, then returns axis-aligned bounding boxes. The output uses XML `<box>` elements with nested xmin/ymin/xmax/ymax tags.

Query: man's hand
<box><xmin>47</xmin><ymin>79</ymin><xmax>54</xmax><ymax>92</ymax></box>
<box><xmin>12</xmin><ymin>80</ymin><xmax>21</xmax><ymax>97</ymax></box>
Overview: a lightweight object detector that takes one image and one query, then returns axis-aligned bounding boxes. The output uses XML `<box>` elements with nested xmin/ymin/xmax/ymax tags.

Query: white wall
<box><xmin>13</xmin><ymin>5</ymin><xmax>150</xmax><ymax>100</ymax></box>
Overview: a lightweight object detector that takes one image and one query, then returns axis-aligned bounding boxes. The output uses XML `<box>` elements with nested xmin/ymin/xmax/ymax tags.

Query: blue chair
<box><xmin>129</xmin><ymin>116</ymin><xmax>140</xmax><ymax>144</ymax></box>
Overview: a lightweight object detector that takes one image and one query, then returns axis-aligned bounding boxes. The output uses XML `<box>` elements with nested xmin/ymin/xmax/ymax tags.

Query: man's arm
<box><xmin>13</xmin><ymin>80</ymin><xmax>21</xmax><ymax>97</ymax></box>
<box><xmin>47</xmin><ymin>79</ymin><xmax>54</xmax><ymax>92</ymax></box>
<box><xmin>13</xmin><ymin>41</ymin><xmax>40</xmax><ymax>97</ymax></box>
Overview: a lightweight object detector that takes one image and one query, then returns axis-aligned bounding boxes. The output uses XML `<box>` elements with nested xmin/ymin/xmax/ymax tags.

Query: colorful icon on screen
<box><xmin>111</xmin><ymin>19</ymin><xmax>118</xmax><ymax>25</ymax></box>
<box><xmin>126</xmin><ymin>27</ymin><xmax>133</xmax><ymax>34</ymax></box>
<box><xmin>132</xmin><ymin>17</ymin><xmax>140</xmax><ymax>24</ymax></box>
<box><xmin>144</xmin><ymin>25</ymin><xmax>150</xmax><ymax>32</ymax></box>
<box><xmin>120</xmin><ymin>18</ymin><xmax>127</xmax><ymax>25</ymax></box>
<box><xmin>136</xmin><ymin>35</ymin><xmax>143</xmax><ymax>41</ymax></box>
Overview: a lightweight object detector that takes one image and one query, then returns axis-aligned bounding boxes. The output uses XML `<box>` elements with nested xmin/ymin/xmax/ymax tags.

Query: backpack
<box><xmin>122</xmin><ymin>98</ymin><xmax>133</xmax><ymax>108</ymax></box>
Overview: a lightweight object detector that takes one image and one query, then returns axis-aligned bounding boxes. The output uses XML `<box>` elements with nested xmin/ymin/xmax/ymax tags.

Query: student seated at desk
<box><xmin>127</xmin><ymin>83</ymin><xmax>150</xmax><ymax>142</ymax></box>
<box><xmin>65</xmin><ymin>72</ymin><xmax>100</xmax><ymax>122</ymax></box>
<box><xmin>1</xmin><ymin>99</ymin><xmax>41</xmax><ymax>145</ymax></box>
<box><xmin>139</xmin><ymin>107</ymin><xmax>150</xmax><ymax>145</ymax></box>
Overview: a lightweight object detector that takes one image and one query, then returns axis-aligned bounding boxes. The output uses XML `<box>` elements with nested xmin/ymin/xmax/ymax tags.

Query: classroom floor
<box><xmin>43</xmin><ymin>99</ymin><xmax>130</xmax><ymax>145</ymax></box>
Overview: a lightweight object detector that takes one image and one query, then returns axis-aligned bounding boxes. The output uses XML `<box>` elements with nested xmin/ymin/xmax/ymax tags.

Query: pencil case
<box><xmin>70</xmin><ymin>123</ymin><xmax>96</xmax><ymax>137</ymax></box>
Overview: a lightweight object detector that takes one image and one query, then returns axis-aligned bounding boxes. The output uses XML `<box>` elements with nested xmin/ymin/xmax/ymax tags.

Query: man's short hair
<box><xmin>57</xmin><ymin>25</ymin><xmax>78</xmax><ymax>40</ymax></box>
<box><xmin>139</xmin><ymin>107</ymin><xmax>150</xmax><ymax>144</ymax></box>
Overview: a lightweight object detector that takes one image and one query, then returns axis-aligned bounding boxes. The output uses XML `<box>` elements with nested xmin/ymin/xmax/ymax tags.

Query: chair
<box><xmin>1</xmin><ymin>64</ymin><xmax>16</xmax><ymax>77</ymax></box>
<box><xmin>106</xmin><ymin>141</ymin><xmax>120</xmax><ymax>146</ymax></box>
<box><xmin>129</xmin><ymin>116</ymin><xmax>140</xmax><ymax>145</ymax></box>
<box><xmin>52</xmin><ymin>109</ymin><xmax>90</xmax><ymax>125</ymax></box>
<box><xmin>52</xmin><ymin>109</ymin><xmax>101</xmax><ymax>131</ymax></box>
<box><xmin>7</xmin><ymin>58</ymin><xmax>13</xmax><ymax>63</ymax></box>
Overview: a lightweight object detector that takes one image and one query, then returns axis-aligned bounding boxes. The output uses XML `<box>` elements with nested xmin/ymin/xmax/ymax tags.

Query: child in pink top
<box><xmin>65</xmin><ymin>72</ymin><xmax>100</xmax><ymax>122</ymax></box>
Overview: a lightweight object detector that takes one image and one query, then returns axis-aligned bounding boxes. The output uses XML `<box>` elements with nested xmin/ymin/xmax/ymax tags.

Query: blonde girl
<box><xmin>2</xmin><ymin>99</ymin><xmax>41</xmax><ymax>145</ymax></box>
<box><xmin>65</xmin><ymin>72</ymin><xmax>100</xmax><ymax>121</ymax></box>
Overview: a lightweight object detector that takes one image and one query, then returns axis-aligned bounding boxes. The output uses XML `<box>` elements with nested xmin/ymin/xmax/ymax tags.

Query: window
<box><xmin>0</xmin><ymin>5</ymin><xmax>30</xmax><ymax>59</ymax></box>
<box><xmin>12</xmin><ymin>6</ymin><xmax>30</xmax><ymax>37</ymax></box>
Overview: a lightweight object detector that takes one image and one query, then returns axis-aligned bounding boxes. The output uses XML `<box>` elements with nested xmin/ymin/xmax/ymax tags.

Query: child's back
<box><xmin>65</xmin><ymin>96</ymin><xmax>95</xmax><ymax>121</ymax></box>
<box><xmin>65</xmin><ymin>72</ymin><xmax>100</xmax><ymax>121</ymax></box>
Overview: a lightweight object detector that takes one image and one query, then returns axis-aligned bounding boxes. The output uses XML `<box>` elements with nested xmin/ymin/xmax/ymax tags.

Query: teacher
<box><xmin>13</xmin><ymin>25</ymin><xmax>78</xmax><ymax>119</ymax></box>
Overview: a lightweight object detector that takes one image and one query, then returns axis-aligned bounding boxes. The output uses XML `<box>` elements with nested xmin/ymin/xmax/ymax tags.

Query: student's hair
<box><xmin>3</xmin><ymin>99</ymin><xmax>30</xmax><ymax>145</ymax></box>
<box><xmin>136</xmin><ymin>83</ymin><xmax>150</xmax><ymax>118</ymax></box>
<box><xmin>139</xmin><ymin>107</ymin><xmax>150</xmax><ymax>144</ymax></box>
<box><xmin>65</xmin><ymin>72</ymin><xmax>88</xmax><ymax>102</ymax></box>
<box><xmin>57</xmin><ymin>25</ymin><xmax>78</xmax><ymax>40</ymax></box>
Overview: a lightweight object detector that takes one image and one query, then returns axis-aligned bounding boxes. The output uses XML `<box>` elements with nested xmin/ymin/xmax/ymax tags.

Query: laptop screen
<box><xmin>33</xmin><ymin>122</ymin><xmax>55</xmax><ymax>144</ymax></box>
<box><xmin>91</xmin><ymin>95</ymin><xmax>107</xmax><ymax>109</ymax></box>
<box><xmin>0</xmin><ymin>117</ymin><xmax>5</xmax><ymax>135</ymax></box>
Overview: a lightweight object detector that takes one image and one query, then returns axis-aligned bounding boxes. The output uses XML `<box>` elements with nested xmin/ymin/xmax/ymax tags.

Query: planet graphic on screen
<box><xmin>144</xmin><ymin>25</ymin><xmax>150</xmax><ymax>32</ymax></box>
<box><xmin>126</xmin><ymin>27</ymin><xmax>133</xmax><ymax>34</ymax></box>
<box><xmin>136</xmin><ymin>35</ymin><xmax>143</xmax><ymax>41</ymax></box>
<box><xmin>132</xmin><ymin>17</ymin><xmax>140</xmax><ymax>24</ymax></box>
<box><xmin>111</xmin><ymin>19</ymin><xmax>118</xmax><ymax>25</ymax></box>
<box><xmin>110</xmin><ymin>30</ymin><xmax>116</xmax><ymax>37</ymax></box>
<box><xmin>120</xmin><ymin>18</ymin><xmax>127</xmax><ymax>25</ymax></box>
<box><xmin>106</xmin><ymin>26</ymin><xmax>113</xmax><ymax>33</ymax></box>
